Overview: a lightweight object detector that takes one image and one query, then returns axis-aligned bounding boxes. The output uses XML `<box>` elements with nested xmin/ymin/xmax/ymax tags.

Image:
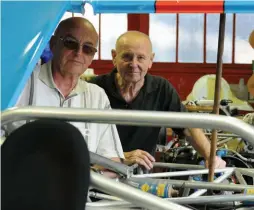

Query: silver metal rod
<box><xmin>181</xmin><ymin>176</ymin><xmax>192</xmax><ymax>197</ymax></box>
<box><xmin>1</xmin><ymin>107</ymin><xmax>254</xmax><ymax>145</ymax></box>
<box><xmin>167</xmin><ymin>178</ymin><xmax>251</xmax><ymax>191</ymax></box>
<box><xmin>152</xmin><ymin>162</ymin><xmax>251</xmax><ymax>171</ymax></box>
<box><xmin>237</xmin><ymin>168</ymin><xmax>254</xmax><ymax>177</ymax></box>
<box><xmin>86</xmin><ymin>201</ymin><xmax>133</xmax><ymax>208</ymax></box>
<box><xmin>90</xmin><ymin>171</ymin><xmax>191</xmax><ymax>210</ymax></box>
<box><xmin>205</xmin><ymin>133</ymin><xmax>239</xmax><ymax>137</ymax></box>
<box><xmin>217</xmin><ymin>138</ymin><xmax>234</xmax><ymax>145</ymax></box>
<box><xmin>189</xmin><ymin>169</ymin><xmax>234</xmax><ymax>197</ymax></box>
<box><xmin>126</xmin><ymin>177</ymin><xmax>250</xmax><ymax>191</ymax></box>
<box><xmin>88</xmin><ymin>191</ymin><xmax>122</xmax><ymax>201</ymax></box>
<box><xmin>226</xmin><ymin>149</ymin><xmax>254</xmax><ymax>163</ymax></box>
<box><xmin>153</xmin><ymin>162</ymin><xmax>205</xmax><ymax>170</ymax></box>
<box><xmin>86</xmin><ymin>195</ymin><xmax>254</xmax><ymax>207</ymax></box>
<box><xmin>132</xmin><ymin>168</ymin><xmax>233</xmax><ymax>178</ymax></box>
<box><xmin>235</xmin><ymin>171</ymin><xmax>247</xmax><ymax>185</ymax></box>
<box><xmin>167</xmin><ymin>194</ymin><xmax>254</xmax><ymax>204</ymax></box>
<box><xmin>90</xmin><ymin>152</ymin><xmax>132</xmax><ymax>177</ymax></box>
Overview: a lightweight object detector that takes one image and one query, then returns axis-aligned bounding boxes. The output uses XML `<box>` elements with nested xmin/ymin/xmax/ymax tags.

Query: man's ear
<box><xmin>148</xmin><ymin>52</ymin><xmax>155</xmax><ymax>69</ymax></box>
<box><xmin>49</xmin><ymin>36</ymin><xmax>57</xmax><ymax>53</ymax></box>
<box><xmin>111</xmin><ymin>49</ymin><xmax>117</xmax><ymax>67</ymax></box>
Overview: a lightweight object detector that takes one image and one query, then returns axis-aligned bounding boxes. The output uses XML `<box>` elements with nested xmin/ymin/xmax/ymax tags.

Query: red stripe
<box><xmin>155</xmin><ymin>0</ymin><xmax>224</xmax><ymax>13</ymax></box>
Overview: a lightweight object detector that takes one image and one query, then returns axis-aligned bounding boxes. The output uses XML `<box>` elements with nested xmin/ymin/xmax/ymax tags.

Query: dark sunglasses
<box><xmin>59</xmin><ymin>36</ymin><xmax>97</xmax><ymax>56</ymax></box>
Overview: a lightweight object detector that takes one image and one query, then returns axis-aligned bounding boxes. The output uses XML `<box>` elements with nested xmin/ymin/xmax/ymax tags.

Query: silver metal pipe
<box><xmin>181</xmin><ymin>176</ymin><xmax>192</xmax><ymax>197</ymax></box>
<box><xmin>153</xmin><ymin>162</ymin><xmax>205</xmax><ymax>170</ymax></box>
<box><xmin>235</xmin><ymin>171</ymin><xmax>247</xmax><ymax>185</ymax></box>
<box><xmin>86</xmin><ymin>200</ymin><xmax>133</xmax><ymax>208</ymax></box>
<box><xmin>189</xmin><ymin>169</ymin><xmax>234</xmax><ymax>197</ymax></box>
<box><xmin>237</xmin><ymin>168</ymin><xmax>254</xmax><ymax>177</ymax></box>
<box><xmin>126</xmin><ymin>177</ymin><xmax>250</xmax><ymax>191</ymax></box>
<box><xmin>86</xmin><ymin>195</ymin><xmax>254</xmax><ymax>207</ymax></box>
<box><xmin>217</xmin><ymin>138</ymin><xmax>234</xmax><ymax>145</ymax></box>
<box><xmin>132</xmin><ymin>168</ymin><xmax>233</xmax><ymax>178</ymax></box>
<box><xmin>90</xmin><ymin>152</ymin><xmax>132</xmax><ymax>177</ymax></box>
<box><xmin>168</xmin><ymin>178</ymin><xmax>251</xmax><ymax>191</ymax></box>
<box><xmin>205</xmin><ymin>133</ymin><xmax>239</xmax><ymax>137</ymax></box>
<box><xmin>2</xmin><ymin>107</ymin><xmax>254</xmax><ymax>145</ymax></box>
<box><xmin>90</xmin><ymin>171</ymin><xmax>191</xmax><ymax>210</ymax></box>
<box><xmin>167</xmin><ymin>194</ymin><xmax>254</xmax><ymax>204</ymax></box>
<box><xmin>226</xmin><ymin>149</ymin><xmax>254</xmax><ymax>163</ymax></box>
<box><xmin>88</xmin><ymin>191</ymin><xmax>122</xmax><ymax>201</ymax></box>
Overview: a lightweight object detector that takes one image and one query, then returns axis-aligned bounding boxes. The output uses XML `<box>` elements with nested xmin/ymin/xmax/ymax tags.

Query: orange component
<box><xmin>155</xmin><ymin>0</ymin><xmax>224</xmax><ymax>13</ymax></box>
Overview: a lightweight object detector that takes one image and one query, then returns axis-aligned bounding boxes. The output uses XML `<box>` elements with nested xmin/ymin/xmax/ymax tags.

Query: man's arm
<box><xmin>184</xmin><ymin>128</ymin><xmax>210</xmax><ymax>160</ymax></box>
<box><xmin>96</xmin><ymin>121</ymin><xmax>125</xmax><ymax>160</ymax></box>
<box><xmin>185</xmin><ymin>128</ymin><xmax>226</xmax><ymax>168</ymax></box>
<box><xmin>95</xmin><ymin>90</ymin><xmax>125</xmax><ymax>173</ymax></box>
<box><xmin>91</xmin><ymin>122</ymin><xmax>124</xmax><ymax>178</ymax></box>
<box><xmin>164</xmin><ymin>82</ymin><xmax>226</xmax><ymax>169</ymax></box>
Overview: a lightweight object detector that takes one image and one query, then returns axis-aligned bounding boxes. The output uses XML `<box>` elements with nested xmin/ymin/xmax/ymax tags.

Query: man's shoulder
<box><xmin>89</xmin><ymin>73</ymin><xmax>111</xmax><ymax>88</ymax></box>
<box><xmin>78</xmin><ymin>80</ymin><xmax>110</xmax><ymax>108</ymax></box>
<box><xmin>146</xmin><ymin>74</ymin><xmax>175</xmax><ymax>90</ymax></box>
<box><xmin>79</xmin><ymin>79</ymin><xmax>106</xmax><ymax>95</ymax></box>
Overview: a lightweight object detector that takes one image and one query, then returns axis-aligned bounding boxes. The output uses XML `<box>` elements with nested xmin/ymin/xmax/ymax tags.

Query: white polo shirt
<box><xmin>6</xmin><ymin>61</ymin><xmax>124</xmax><ymax>159</ymax></box>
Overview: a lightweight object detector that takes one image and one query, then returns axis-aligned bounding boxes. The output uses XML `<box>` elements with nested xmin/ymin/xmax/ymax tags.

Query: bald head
<box><xmin>55</xmin><ymin>17</ymin><xmax>98</xmax><ymax>40</ymax></box>
<box><xmin>112</xmin><ymin>31</ymin><xmax>154</xmax><ymax>84</ymax></box>
<box><xmin>115</xmin><ymin>31</ymin><xmax>153</xmax><ymax>53</ymax></box>
<box><xmin>50</xmin><ymin>17</ymin><xmax>98</xmax><ymax>78</ymax></box>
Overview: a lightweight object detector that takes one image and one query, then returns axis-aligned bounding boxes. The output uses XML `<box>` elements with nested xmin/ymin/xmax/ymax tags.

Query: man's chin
<box><xmin>65</xmin><ymin>68</ymin><xmax>85</xmax><ymax>77</ymax></box>
<box><xmin>126</xmin><ymin>76</ymin><xmax>141</xmax><ymax>83</ymax></box>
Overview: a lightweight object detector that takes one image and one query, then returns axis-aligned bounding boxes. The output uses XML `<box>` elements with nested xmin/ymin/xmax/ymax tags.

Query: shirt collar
<box><xmin>39</xmin><ymin>60</ymin><xmax>56</xmax><ymax>89</ymax></box>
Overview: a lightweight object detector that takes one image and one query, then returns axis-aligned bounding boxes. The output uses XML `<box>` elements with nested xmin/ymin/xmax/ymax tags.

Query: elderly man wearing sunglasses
<box><xmin>4</xmin><ymin>17</ymin><xmax>125</xmax><ymax>172</ymax></box>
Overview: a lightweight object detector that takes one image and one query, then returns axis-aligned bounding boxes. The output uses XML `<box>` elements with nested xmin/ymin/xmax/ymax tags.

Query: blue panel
<box><xmin>225</xmin><ymin>0</ymin><xmax>254</xmax><ymax>13</ymax></box>
<box><xmin>89</xmin><ymin>0</ymin><xmax>155</xmax><ymax>14</ymax></box>
<box><xmin>1</xmin><ymin>1</ymin><xmax>84</xmax><ymax>111</ymax></box>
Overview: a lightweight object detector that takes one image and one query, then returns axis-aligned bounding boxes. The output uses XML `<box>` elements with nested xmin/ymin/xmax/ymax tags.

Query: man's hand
<box><xmin>205</xmin><ymin>156</ymin><xmax>226</xmax><ymax>169</ymax></box>
<box><xmin>124</xmin><ymin>150</ymin><xmax>155</xmax><ymax>170</ymax></box>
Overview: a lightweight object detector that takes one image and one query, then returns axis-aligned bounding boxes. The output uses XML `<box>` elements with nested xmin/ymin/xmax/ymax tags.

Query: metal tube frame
<box><xmin>90</xmin><ymin>152</ymin><xmax>134</xmax><ymax>177</ymax></box>
<box><xmin>127</xmin><ymin>176</ymin><xmax>251</xmax><ymax>192</ymax></box>
<box><xmin>86</xmin><ymin>195</ymin><xmax>254</xmax><ymax>208</ymax></box>
<box><xmin>2</xmin><ymin>107</ymin><xmax>254</xmax><ymax>209</ymax></box>
<box><xmin>128</xmin><ymin>167</ymin><xmax>253</xmax><ymax>193</ymax></box>
<box><xmin>2</xmin><ymin>107</ymin><xmax>254</xmax><ymax>145</ymax></box>
<box><xmin>189</xmin><ymin>169</ymin><xmax>234</xmax><ymax>197</ymax></box>
<box><xmin>89</xmin><ymin>165</ymin><xmax>253</xmax><ymax>208</ymax></box>
<box><xmin>90</xmin><ymin>153</ymin><xmax>254</xmax><ymax>207</ymax></box>
<box><xmin>90</xmin><ymin>171</ymin><xmax>191</xmax><ymax>210</ymax></box>
<box><xmin>132</xmin><ymin>168</ymin><xmax>233</xmax><ymax>178</ymax></box>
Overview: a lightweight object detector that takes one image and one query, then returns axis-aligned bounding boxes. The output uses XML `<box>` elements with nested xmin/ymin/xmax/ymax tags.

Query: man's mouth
<box><xmin>127</xmin><ymin>70</ymin><xmax>140</xmax><ymax>74</ymax></box>
<box><xmin>70</xmin><ymin>60</ymin><xmax>83</xmax><ymax>64</ymax></box>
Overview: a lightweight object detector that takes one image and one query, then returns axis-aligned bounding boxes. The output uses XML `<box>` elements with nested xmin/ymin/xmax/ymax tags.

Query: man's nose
<box><xmin>74</xmin><ymin>46</ymin><xmax>83</xmax><ymax>55</ymax></box>
<box><xmin>130</xmin><ymin>57</ymin><xmax>138</xmax><ymax>67</ymax></box>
